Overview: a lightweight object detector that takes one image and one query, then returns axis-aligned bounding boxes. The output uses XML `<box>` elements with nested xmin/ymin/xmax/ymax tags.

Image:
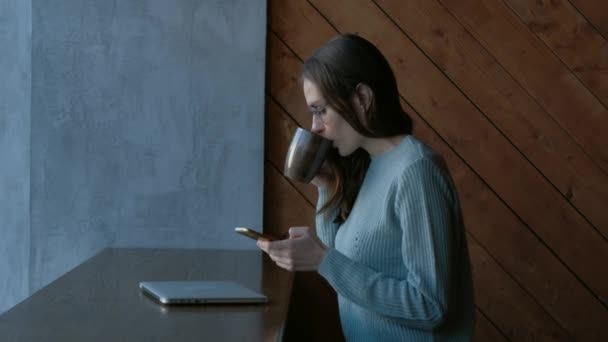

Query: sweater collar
<box><xmin>369</xmin><ymin>135</ymin><xmax>411</xmax><ymax>163</ymax></box>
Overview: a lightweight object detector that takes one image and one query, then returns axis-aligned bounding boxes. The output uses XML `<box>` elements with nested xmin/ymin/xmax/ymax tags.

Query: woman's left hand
<box><xmin>257</xmin><ymin>226</ymin><xmax>328</xmax><ymax>272</ymax></box>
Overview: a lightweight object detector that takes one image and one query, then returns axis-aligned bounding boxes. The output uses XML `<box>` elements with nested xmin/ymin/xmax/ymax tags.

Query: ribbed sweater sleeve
<box><xmin>317</xmin><ymin>158</ymin><xmax>454</xmax><ymax>331</ymax></box>
<box><xmin>315</xmin><ymin>187</ymin><xmax>340</xmax><ymax>248</ymax></box>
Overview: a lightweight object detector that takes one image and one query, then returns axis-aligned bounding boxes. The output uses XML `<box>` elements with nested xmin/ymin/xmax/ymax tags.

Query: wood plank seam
<box><xmin>436</xmin><ymin>0</ymin><xmax>608</xmax><ymax>175</ymax></box>
<box><xmin>467</xmin><ymin>232</ymin><xmax>574</xmax><ymax>340</ymax></box>
<box><xmin>370</xmin><ymin>0</ymin><xmax>608</xmax><ymax>242</ymax></box>
<box><xmin>567</xmin><ymin>0</ymin><xmax>608</xmax><ymax>42</ymax></box>
<box><xmin>266</xmin><ymin>163</ymin><xmax>315</xmax><ymax>210</ymax></box>
<box><xmin>376</xmin><ymin>0</ymin><xmax>608</xmax><ymax>238</ymax></box>
<box><xmin>501</xmin><ymin>0</ymin><xmax>608</xmax><ymax>111</ymax></box>
<box><xmin>376</xmin><ymin>0</ymin><xmax>605</xmax><ymax>308</ymax></box>
<box><xmin>475</xmin><ymin>308</ymin><xmax>512</xmax><ymax>342</ymax></box>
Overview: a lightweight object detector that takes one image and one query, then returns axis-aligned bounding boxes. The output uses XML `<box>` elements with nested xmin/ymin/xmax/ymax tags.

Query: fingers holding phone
<box><xmin>256</xmin><ymin>226</ymin><xmax>329</xmax><ymax>272</ymax></box>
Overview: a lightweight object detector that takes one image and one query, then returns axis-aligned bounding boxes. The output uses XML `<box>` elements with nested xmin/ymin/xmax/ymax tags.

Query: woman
<box><xmin>258</xmin><ymin>34</ymin><xmax>475</xmax><ymax>341</ymax></box>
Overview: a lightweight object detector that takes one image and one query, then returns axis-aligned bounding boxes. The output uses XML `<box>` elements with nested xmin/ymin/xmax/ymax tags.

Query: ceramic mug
<box><xmin>283</xmin><ymin>127</ymin><xmax>333</xmax><ymax>183</ymax></box>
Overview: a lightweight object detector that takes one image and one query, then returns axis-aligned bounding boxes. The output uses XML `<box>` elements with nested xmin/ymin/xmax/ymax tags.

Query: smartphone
<box><xmin>235</xmin><ymin>227</ymin><xmax>277</xmax><ymax>241</ymax></box>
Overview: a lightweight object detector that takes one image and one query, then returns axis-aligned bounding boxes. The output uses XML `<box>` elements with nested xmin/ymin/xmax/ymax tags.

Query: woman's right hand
<box><xmin>311</xmin><ymin>161</ymin><xmax>334</xmax><ymax>189</ymax></box>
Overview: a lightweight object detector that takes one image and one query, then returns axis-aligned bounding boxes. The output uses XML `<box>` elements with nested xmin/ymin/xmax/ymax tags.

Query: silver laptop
<box><xmin>139</xmin><ymin>280</ymin><xmax>268</xmax><ymax>304</ymax></box>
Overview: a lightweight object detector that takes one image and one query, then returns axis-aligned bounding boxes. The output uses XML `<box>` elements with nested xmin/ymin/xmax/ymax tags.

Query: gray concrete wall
<box><xmin>26</xmin><ymin>0</ymin><xmax>266</xmax><ymax>295</ymax></box>
<box><xmin>0</xmin><ymin>0</ymin><xmax>31</xmax><ymax>313</ymax></box>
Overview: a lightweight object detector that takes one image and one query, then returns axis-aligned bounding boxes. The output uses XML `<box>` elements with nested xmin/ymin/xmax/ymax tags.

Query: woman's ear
<box><xmin>354</xmin><ymin>83</ymin><xmax>374</xmax><ymax>113</ymax></box>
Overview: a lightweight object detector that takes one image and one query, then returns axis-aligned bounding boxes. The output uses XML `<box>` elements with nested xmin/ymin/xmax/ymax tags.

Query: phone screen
<box><xmin>235</xmin><ymin>227</ymin><xmax>277</xmax><ymax>241</ymax></box>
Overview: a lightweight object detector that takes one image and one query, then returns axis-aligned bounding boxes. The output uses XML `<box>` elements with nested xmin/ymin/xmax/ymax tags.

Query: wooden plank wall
<box><xmin>263</xmin><ymin>1</ymin><xmax>608</xmax><ymax>341</ymax></box>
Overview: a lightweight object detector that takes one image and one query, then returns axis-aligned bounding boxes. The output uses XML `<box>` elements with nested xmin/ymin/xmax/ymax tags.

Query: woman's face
<box><xmin>303</xmin><ymin>78</ymin><xmax>362</xmax><ymax>156</ymax></box>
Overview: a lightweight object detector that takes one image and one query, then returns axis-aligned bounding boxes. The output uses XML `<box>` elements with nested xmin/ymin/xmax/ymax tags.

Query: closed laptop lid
<box><xmin>139</xmin><ymin>280</ymin><xmax>268</xmax><ymax>305</ymax></box>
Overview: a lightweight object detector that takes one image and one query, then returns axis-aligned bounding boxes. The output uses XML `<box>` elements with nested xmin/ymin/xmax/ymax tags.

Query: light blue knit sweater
<box><xmin>316</xmin><ymin>135</ymin><xmax>475</xmax><ymax>341</ymax></box>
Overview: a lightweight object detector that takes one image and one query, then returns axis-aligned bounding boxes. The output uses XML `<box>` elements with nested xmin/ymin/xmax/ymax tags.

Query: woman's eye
<box><xmin>312</xmin><ymin>108</ymin><xmax>326</xmax><ymax>116</ymax></box>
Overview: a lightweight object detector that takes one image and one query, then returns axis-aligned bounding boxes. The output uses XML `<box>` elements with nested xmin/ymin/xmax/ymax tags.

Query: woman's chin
<box><xmin>337</xmin><ymin>146</ymin><xmax>356</xmax><ymax>157</ymax></box>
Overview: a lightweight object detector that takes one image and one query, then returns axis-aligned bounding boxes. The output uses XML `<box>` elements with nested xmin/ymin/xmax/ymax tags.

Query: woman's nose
<box><xmin>311</xmin><ymin>115</ymin><xmax>324</xmax><ymax>134</ymax></box>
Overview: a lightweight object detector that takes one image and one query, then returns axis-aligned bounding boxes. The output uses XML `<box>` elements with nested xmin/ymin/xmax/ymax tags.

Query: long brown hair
<box><xmin>302</xmin><ymin>33</ymin><xmax>413</xmax><ymax>223</ymax></box>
